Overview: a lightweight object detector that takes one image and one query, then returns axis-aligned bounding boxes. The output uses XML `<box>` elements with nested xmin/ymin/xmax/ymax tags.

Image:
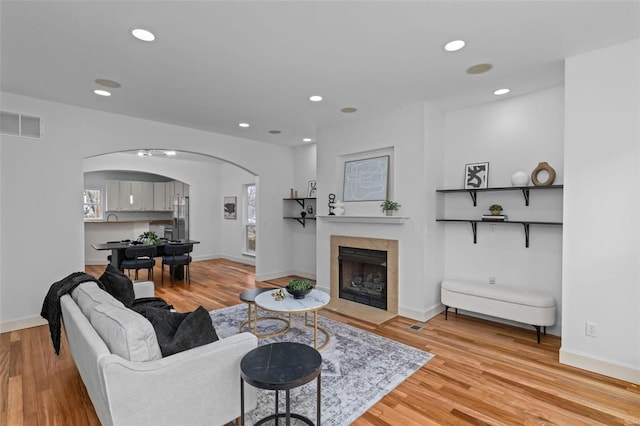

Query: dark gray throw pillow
<box><xmin>133</xmin><ymin>305</ymin><xmax>219</xmax><ymax>357</ymax></box>
<box><xmin>100</xmin><ymin>264</ymin><xmax>135</xmax><ymax>307</ymax></box>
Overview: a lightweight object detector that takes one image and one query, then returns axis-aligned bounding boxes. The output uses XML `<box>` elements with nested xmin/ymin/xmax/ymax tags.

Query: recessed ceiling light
<box><xmin>95</xmin><ymin>78</ymin><xmax>121</xmax><ymax>88</ymax></box>
<box><xmin>268</xmin><ymin>130</ymin><xmax>281</xmax><ymax>134</ymax></box>
<box><xmin>494</xmin><ymin>88</ymin><xmax>510</xmax><ymax>96</ymax></box>
<box><xmin>340</xmin><ymin>107</ymin><xmax>358</xmax><ymax>113</ymax></box>
<box><xmin>164</xmin><ymin>151</ymin><xmax>177</xmax><ymax>156</ymax></box>
<box><xmin>302</xmin><ymin>138</ymin><xmax>312</xmax><ymax>142</ymax></box>
<box><xmin>131</xmin><ymin>28</ymin><xmax>155</xmax><ymax>42</ymax></box>
<box><xmin>466</xmin><ymin>63</ymin><xmax>493</xmax><ymax>75</ymax></box>
<box><xmin>94</xmin><ymin>89</ymin><xmax>111</xmax><ymax>97</ymax></box>
<box><xmin>444</xmin><ymin>40</ymin><xmax>465</xmax><ymax>52</ymax></box>
<box><xmin>238</xmin><ymin>122</ymin><xmax>250</xmax><ymax>128</ymax></box>
<box><xmin>309</xmin><ymin>95</ymin><xmax>323</xmax><ymax>102</ymax></box>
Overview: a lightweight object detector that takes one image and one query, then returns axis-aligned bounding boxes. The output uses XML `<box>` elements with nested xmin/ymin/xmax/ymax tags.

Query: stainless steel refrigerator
<box><xmin>172</xmin><ymin>196</ymin><xmax>189</xmax><ymax>240</ymax></box>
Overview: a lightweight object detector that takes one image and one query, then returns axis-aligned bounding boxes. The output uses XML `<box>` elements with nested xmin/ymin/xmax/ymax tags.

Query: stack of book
<box><xmin>482</xmin><ymin>214</ymin><xmax>508</xmax><ymax>221</ymax></box>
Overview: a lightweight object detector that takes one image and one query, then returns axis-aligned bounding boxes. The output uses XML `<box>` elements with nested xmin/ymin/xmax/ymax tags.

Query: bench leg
<box><xmin>534</xmin><ymin>325</ymin><xmax>541</xmax><ymax>343</ymax></box>
<box><xmin>444</xmin><ymin>305</ymin><xmax>448</xmax><ymax>320</ymax></box>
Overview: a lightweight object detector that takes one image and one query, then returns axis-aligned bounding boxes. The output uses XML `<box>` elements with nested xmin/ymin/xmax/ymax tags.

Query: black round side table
<box><xmin>240</xmin><ymin>342</ymin><xmax>322</xmax><ymax>425</ymax></box>
<box><xmin>239</xmin><ymin>288</ymin><xmax>290</xmax><ymax>337</ymax></box>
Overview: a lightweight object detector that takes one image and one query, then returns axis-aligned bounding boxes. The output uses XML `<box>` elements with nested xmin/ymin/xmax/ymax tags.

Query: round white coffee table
<box><xmin>255</xmin><ymin>289</ymin><xmax>331</xmax><ymax>350</ymax></box>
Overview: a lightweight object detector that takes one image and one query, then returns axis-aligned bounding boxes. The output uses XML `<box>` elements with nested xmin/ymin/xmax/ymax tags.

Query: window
<box><xmin>83</xmin><ymin>189</ymin><xmax>102</xmax><ymax>220</ymax></box>
<box><xmin>245</xmin><ymin>183</ymin><xmax>256</xmax><ymax>254</ymax></box>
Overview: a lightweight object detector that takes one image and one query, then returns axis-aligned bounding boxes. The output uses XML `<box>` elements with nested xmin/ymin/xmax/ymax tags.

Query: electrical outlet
<box><xmin>489</xmin><ymin>277</ymin><xmax>496</xmax><ymax>285</ymax></box>
<box><xmin>586</xmin><ymin>321</ymin><xmax>598</xmax><ymax>337</ymax></box>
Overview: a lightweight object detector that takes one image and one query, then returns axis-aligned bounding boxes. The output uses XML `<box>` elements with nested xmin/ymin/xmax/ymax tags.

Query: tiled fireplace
<box><xmin>329</xmin><ymin>235</ymin><xmax>398</xmax><ymax>323</ymax></box>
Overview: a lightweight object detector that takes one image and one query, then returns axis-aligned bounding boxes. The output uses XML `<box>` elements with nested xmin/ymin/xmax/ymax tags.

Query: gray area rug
<box><xmin>210</xmin><ymin>304</ymin><xmax>433</xmax><ymax>425</ymax></box>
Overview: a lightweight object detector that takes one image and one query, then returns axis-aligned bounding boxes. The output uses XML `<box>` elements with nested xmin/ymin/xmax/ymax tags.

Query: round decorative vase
<box><xmin>531</xmin><ymin>162</ymin><xmax>556</xmax><ymax>186</ymax></box>
<box><xmin>511</xmin><ymin>171</ymin><xmax>529</xmax><ymax>186</ymax></box>
<box><xmin>286</xmin><ymin>287</ymin><xmax>312</xmax><ymax>299</ymax></box>
<box><xmin>300</xmin><ymin>211</ymin><xmax>307</xmax><ymax>218</ymax></box>
<box><xmin>385</xmin><ymin>210</ymin><xmax>393</xmax><ymax>216</ymax></box>
<box><xmin>490</xmin><ymin>210</ymin><xmax>502</xmax><ymax>216</ymax></box>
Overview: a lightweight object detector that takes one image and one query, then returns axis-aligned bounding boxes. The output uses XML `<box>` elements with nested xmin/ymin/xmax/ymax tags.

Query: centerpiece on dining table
<box><xmin>138</xmin><ymin>231</ymin><xmax>160</xmax><ymax>245</ymax></box>
<box><xmin>286</xmin><ymin>279</ymin><xmax>314</xmax><ymax>299</ymax></box>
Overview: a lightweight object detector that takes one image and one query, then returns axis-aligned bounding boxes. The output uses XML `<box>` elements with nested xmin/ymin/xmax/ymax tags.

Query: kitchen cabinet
<box><xmin>106</xmin><ymin>179</ymin><xmax>188</xmax><ymax>212</ymax></box>
<box><xmin>172</xmin><ymin>181</ymin><xmax>189</xmax><ymax>198</ymax></box>
<box><xmin>154</xmin><ymin>182</ymin><xmax>167</xmax><ymax>211</ymax></box>
<box><xmin>105</xmin><ymin>180</ymin><xmax>122</xmax><ymax>211</ymax></box>
<box><xmin>131</xmin><ymin>181</ymin><xmax>154</xmax><ymax>210</ymax></box>
<box><xmin>118</xmin><ymin>181</ymin><xmax>133</xmax><ymax>210</ymax></box>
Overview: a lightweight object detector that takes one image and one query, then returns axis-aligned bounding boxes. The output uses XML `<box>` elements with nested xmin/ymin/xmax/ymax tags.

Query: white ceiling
<box><xmin>2</xmin><ymin>1</ymin><xmax>639</xmax><ymax>147</ymax></box>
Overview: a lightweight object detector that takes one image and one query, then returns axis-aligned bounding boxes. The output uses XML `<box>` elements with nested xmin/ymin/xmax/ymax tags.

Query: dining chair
<box><xmin>120</xmin><ymin>245</ymin><xmax>157</xmax><ymax>280</ymax></box>
<box><xmin>161</xmin><ymin>243</ymin><xmax>193</xmax><ymax>286</ymax></box>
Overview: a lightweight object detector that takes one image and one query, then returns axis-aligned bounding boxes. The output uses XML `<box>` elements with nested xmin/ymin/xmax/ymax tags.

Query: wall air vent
<box><xmin>0</xmin><ymin>111</ymin><xmax>43</xmax><ymax>138</ymax></box>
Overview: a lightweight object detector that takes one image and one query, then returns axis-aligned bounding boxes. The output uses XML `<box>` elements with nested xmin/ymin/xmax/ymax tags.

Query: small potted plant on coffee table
<box><xmin>286</xmin><ymin>279</ymin><xmax>314</xmax><ymax>299</ymax></box>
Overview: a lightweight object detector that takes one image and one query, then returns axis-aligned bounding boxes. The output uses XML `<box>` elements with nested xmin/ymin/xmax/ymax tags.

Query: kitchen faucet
<box><xmin>106</xmin><ymin>213</ymin><xmax>118</xmax><ymax>222</ymax></box>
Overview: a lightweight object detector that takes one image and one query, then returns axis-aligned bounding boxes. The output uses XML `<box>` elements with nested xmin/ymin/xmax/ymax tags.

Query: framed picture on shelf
<box><xmin>307</xmin><ymin>180</ymin><xmax>317</xmax><ymax>198</ymax></box>
<box><xmin>223</xmin><ymin>196</ymin><xmax>237</xmax><ymax>220</ymax></box>
<box><xmin>464</xmin><ymin>162</ymin><xmax>489</xmax><ymax>189</ymax></box>
<box><xmin>343</xmin><ymin>155</ymin><xmax>389</xmax><ymax>201</ymax></box>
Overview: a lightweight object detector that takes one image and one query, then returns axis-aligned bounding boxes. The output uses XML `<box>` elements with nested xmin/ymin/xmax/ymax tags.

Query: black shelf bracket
<box><xmin>521</xmin><ymin>188</ymin><xmax>530</xmax><ymax>206</ymax></box>
<box><xmin>295</xmin><ymin>217</ymin><xmax>307</xmax><ymax>228</ymax></box>
<box><xmin>522</xmin><ymin>223</ymin><xmax>530</xmax><ymax>248</ymax></box>
<box><xmin>295</xmin><ymin>199</ymin><xmax>305</xmax><ymax>208</ymax></box>
<box><xmin>469</xmin><ymin>191</ymin><xmax>478</xmax><ymax>206</ymax></box>
<box><xmin>470</xmin><ymin>221</ymin><xmax>477</xmax><ymax>244</ymax></box>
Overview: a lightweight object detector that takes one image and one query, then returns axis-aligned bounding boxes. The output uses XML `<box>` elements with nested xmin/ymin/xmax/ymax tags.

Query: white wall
<box><xmin>441</xmin><ymin>87</ymin><xmax>565</xmax><ymax>335</ymax></box>
<box><xmin>290</xmin><ymin>144</ymin><xmax>317</xmax><ymax>278</ymax></box>
<box><xmin>316</xmin><ymin>102</ymin><xmax>438</xmax><ymax>320</ymax></box>
<box><xmin>562</xmin><ymin>39</ymin><xmax>639</xmax><ymax>383</ymax></box>
<box><xmin>219</xmin><ymin>162</ymin><xmax>256</xmax><ymax>264</ymax></box>
<box><xmin>0</xmin><ymin>93</ymin><xmax>294</xmax><ymax>329</ymax></box>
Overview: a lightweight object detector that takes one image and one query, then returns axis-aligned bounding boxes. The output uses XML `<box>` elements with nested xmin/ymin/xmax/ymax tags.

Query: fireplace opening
<box><xmin>338</xmin><ymin>246</ymin><xmax>387</xmax><ymax>310</ymax></box>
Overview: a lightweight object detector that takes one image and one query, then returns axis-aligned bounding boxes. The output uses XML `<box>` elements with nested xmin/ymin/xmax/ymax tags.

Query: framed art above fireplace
<box><xmin>343</xmin><ymin>155</ymin><xmax>389</xmax><ymax>202</ymax></box>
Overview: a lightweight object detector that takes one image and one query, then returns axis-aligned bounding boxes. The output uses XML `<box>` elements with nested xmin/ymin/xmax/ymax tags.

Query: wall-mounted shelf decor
<box><xmin>283</xmin><ymin>198</ymin><xmax>316</xmax><ymax>227</ymax></box>
<box><xmin>436</xmin><ymin>185</ymin><xmax>563</xmax><ymax>247</ymax></box>
<box><xmin>436</xmin><ymin>185</ymin><xmax>563</xmax><ymax>206</ymax></box>
<box><xmin>435</xmin><ymin>219</ymin><xmax>562</xmax><ymax>247</ymax></box>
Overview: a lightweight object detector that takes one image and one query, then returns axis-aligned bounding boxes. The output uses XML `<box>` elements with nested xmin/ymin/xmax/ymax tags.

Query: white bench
<box><xmin>441</xmin><ymin>280</ymin><xmax>555</xmax><ymax>343</ymax></box>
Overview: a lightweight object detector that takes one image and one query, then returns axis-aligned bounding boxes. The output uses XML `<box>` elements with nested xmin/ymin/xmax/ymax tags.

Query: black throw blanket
<box><xmin>41</xmin><ymin>272</ymin><xmax>104</xmax><ymax>355</ymax></box>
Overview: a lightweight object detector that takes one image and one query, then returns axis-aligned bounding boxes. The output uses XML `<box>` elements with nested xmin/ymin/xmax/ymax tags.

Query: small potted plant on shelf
<box><xmin>489</xmin><ymin>204</ymin><xmax>503</xmax><ymax>216</ymax></box>
<box><xmin>286</xmin><ymin>279</ymin><xmax>314</xmax><ymax>299</ymax></box>
<box><xmin>380</xmin><ymin>200</ymin><xmax>401</xmax><ymax>216</ymax></box>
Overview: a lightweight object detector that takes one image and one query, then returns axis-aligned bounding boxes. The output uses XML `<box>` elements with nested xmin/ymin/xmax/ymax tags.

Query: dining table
<box><xmin>91</xmin><ymin>239</ymin><xmax>200</xmax><ymax>278</ymax></box>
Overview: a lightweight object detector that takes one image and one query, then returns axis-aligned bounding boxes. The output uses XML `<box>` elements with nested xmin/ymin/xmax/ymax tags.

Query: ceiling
<box><xmin>2</xmin><ymin>1</ymin><xmax>639</xmax><ymax>147</ymax></box>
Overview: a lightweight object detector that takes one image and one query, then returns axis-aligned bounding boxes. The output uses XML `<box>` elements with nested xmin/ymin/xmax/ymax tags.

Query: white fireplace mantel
<box><xmin>317</xmin><ymin>215</ymin><xmax>409</xmax><ymax>224</ymax></box>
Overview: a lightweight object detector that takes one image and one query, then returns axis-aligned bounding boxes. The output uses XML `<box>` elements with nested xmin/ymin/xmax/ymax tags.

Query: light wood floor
<box><xmin>2</xmin><ymin>259</ymin><xmax>639</xmax><ymax>425</ymax></box>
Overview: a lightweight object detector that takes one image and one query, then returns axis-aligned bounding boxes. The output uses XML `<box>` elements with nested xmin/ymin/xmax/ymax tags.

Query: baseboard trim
<box><xmin>1</xmin><ymin>316</ymin><xmax>48</xmax><ymax>333</ymax></box>
<box><xmin>399</xmin><ymin>302</ymin><xmax>443</xmax><ymax>322</ymax></box>
<box><xmin>560</xmin><ymin>348</ymin><xmax>640</xmax><ymax>385</ymax></box>
<box><xmin>255</xmin><ymin>271</ymin><xmax>294</xmax><ymax>282</ymax></box>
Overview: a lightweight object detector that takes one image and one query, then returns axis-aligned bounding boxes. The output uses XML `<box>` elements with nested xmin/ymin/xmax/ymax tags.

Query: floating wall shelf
<box><xmin>436</xmin><ymin>185</ymin><xmax>563</xmax><ymax>206</ymax></box>
<box><xmin>283</xmin><ymin>198</ymin><xmax>316</xmax><ymax>228</ymax></box>
<box><xmin>436</xmin><ymin>219</ymin><xmax>562</xmax><ymax>247</ymax></box>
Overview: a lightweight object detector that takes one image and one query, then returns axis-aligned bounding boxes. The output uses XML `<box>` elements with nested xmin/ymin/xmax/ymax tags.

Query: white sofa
<box><xmin>441</xmin><ymin>280</ymin><xmax>555</xmax><ymax>343</ymax></box>
<box><xmin>60</xmin><ymin>280</ymin><xmax>257</xmax><ymax>426</ymax></box>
